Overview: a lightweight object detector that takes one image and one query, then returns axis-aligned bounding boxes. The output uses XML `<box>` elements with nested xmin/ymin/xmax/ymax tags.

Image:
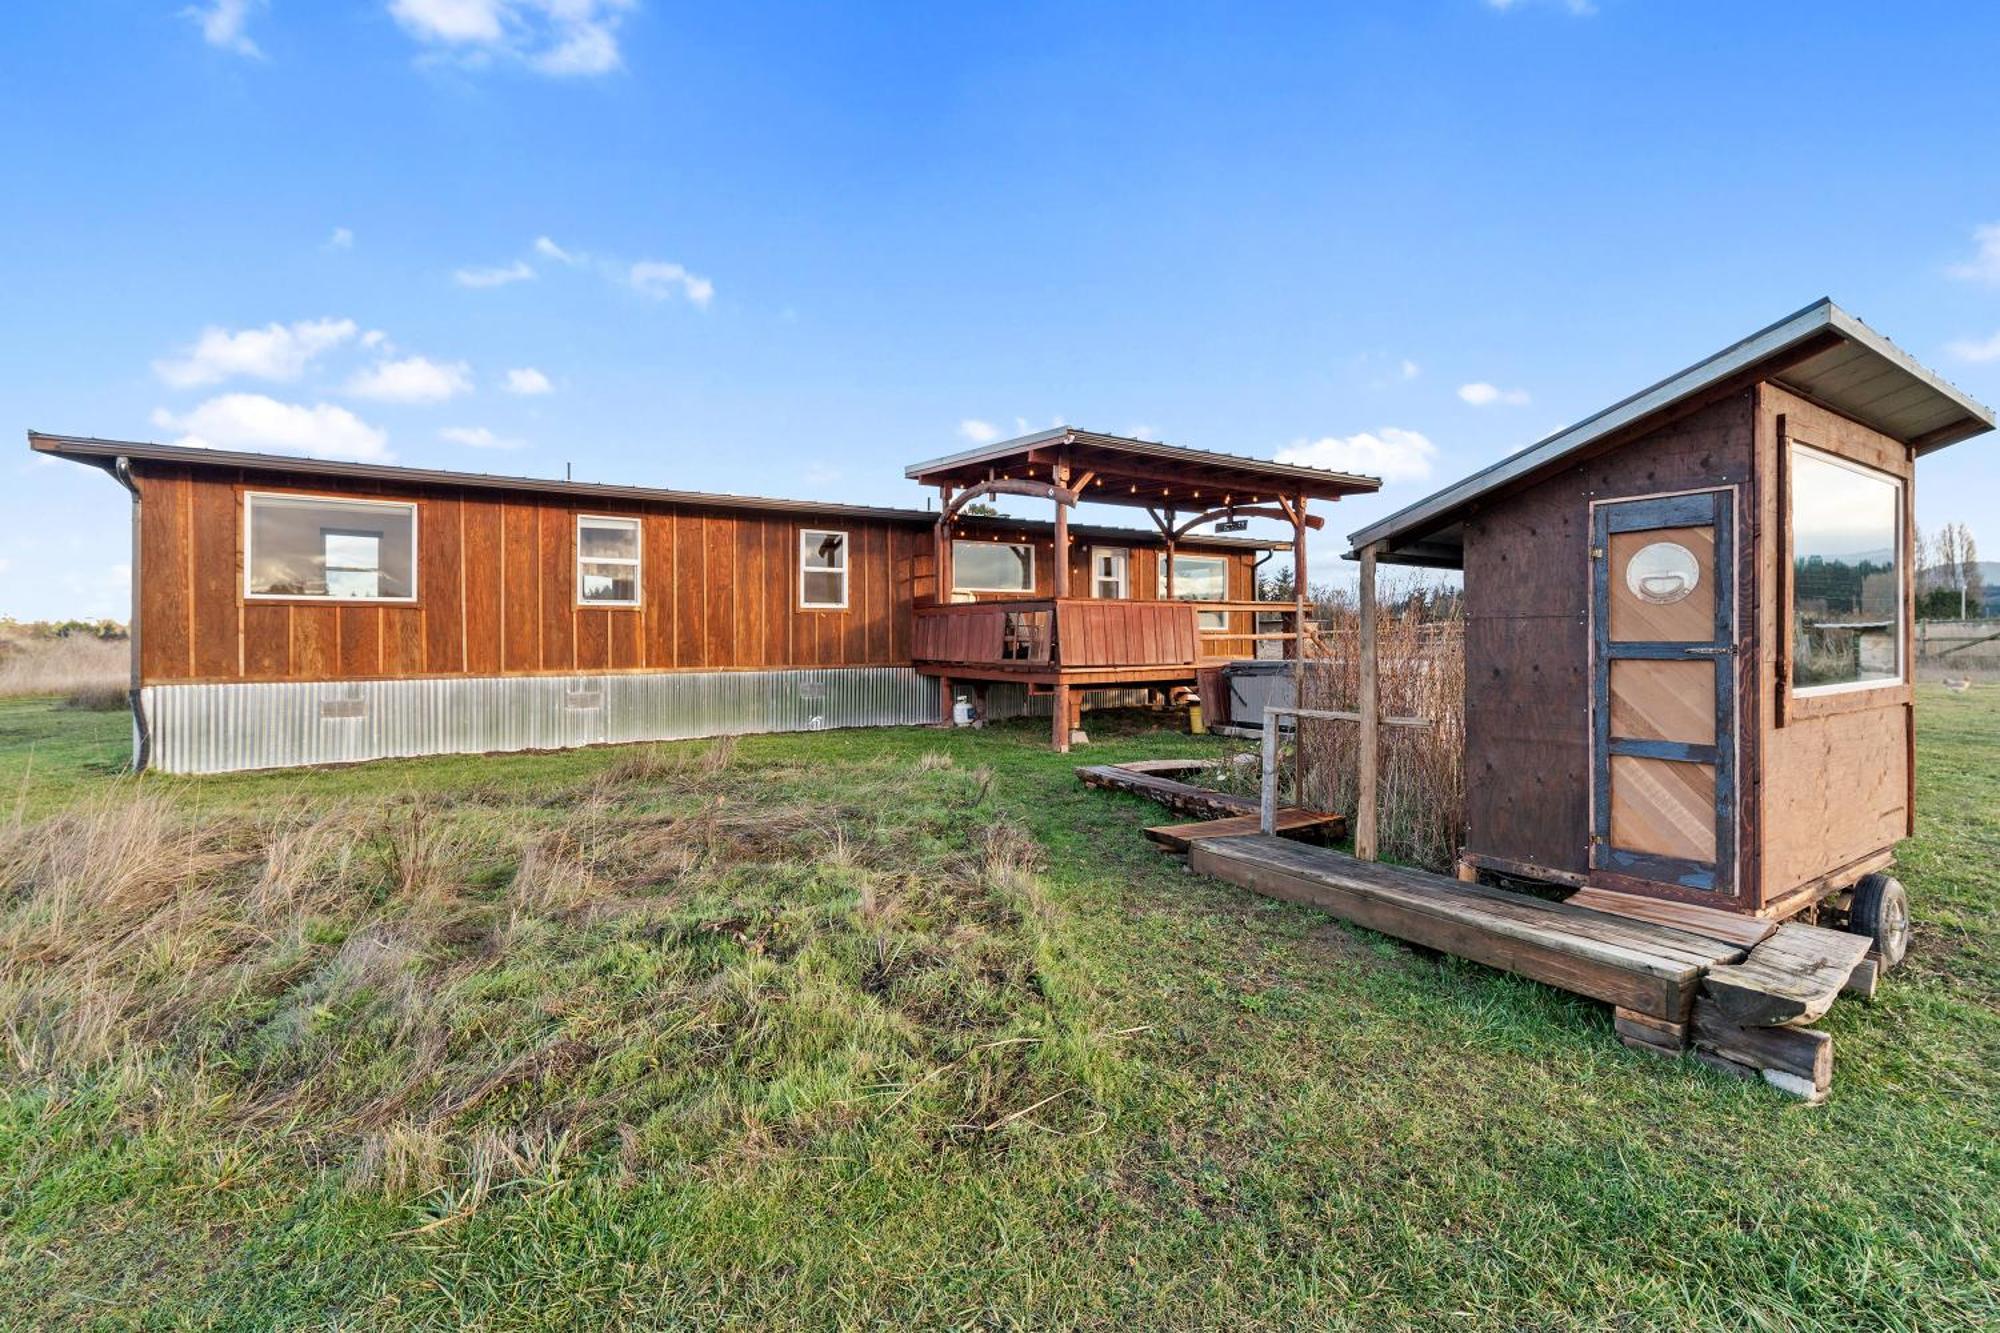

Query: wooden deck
<box><xmin>1192</xmin><ymin>836</ymin><xmax>1743</xmax><ymax>1020</ymax></box>
<box><xmin>1179</xmin><ymin>835</ymin><xmax>1876</xmax><ymax>1101</ymax></box>
<box><xmin>1143</xmin><ymin>809</ymin><xmax>1342</xmax><ymax>853</ymax></box>
<box><xmin>1076</xmin><ymin>761</ymin><xmax>1346</xmax><ymax>836</ymax></box>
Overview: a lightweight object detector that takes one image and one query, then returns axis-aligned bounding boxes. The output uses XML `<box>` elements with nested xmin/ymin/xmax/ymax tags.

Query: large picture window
<box><xmin>953</xmin><ymin>540</ymin><xmax>1036</xmax><ymax>593</ymax></box>
<box><xmin>576</xmin><ymin>515</ymin><xmax>642</xmax><ymax>606</ymax></box>
<box><xmin>800</xmin><ymin>529</ymin><xmax>849</xmax><ymax>608</ymax></box>
<box><xmin>1158</xmin><ymin>552</ymin><xmax>1229</xmax><ymax>630</ymax></box>
<box><xmin>1790</xmin><ymin>446</ymin><xmax>1903</xmax><ymax>694</ymax></box>
<box><xmin>245</xmin><ymin>493</ymin><xmax>416</xmax><ymax>601</ymax></box>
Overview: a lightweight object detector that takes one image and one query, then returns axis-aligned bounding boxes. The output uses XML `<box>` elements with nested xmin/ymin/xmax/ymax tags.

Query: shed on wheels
<box><xmin>1345</xmin><ymin>299</ymin><xmax>1993</xmax><ymax>960</ymax></box>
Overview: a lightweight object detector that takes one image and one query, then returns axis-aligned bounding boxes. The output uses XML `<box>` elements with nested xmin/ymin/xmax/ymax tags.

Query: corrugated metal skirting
<box><xmin>141</xmin><ymin>668</ymin><xmax>941</xmax><ymax>775</ymax></box>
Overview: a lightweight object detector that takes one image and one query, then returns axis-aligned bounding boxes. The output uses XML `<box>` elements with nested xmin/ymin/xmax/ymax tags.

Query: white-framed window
<box><xmin>1091</xmin><ymin>547</ymin><xmax>1130</xmax><ymax>599</ymax></box>
<box><xmin>1158</xmin><ymin>552</ymin><xmax>1229</xmax><ymax>630</ymax></box>
<box><xmin>800</xmin><ymin>528</ymin><xmax>849</xmax><ymax>608</ymax></box>
<box><xmin>1790</xmin><ymin>445</ymin><xmax>1904</xmax><ymax>696</ymax></box>
<box><xmin>245</xmin><ymin>492</ymin><xmax>417</xmax><ymax>602</ymax></box>
<box><xmin>953</xmin><ymin>540</ymin><xmax>1036</xmax><ymax>593</ymax></box>
<box><xmin>576</xmin><ymin>515</ymin><xmax>642</xmax><ymax>606</ymax></box>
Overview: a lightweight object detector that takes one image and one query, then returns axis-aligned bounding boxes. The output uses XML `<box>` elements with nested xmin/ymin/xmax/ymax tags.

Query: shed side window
<box><xmin>577</xmin><ymin>515</ymin><xmax>642</xmax><ymax>606</ymax></box>
<box><xmin>1789</xmin><ymin>446</ymin><xmax>1902</xmax><ymax>694</ymax></box>
<box><xmin>1157</xmin><ymin>553</ymin><xmax>1229</xmax><ymax>630</ymax></box>
<box><xmin>952</xmin><ymin>540</ymin><xmax>1036</xmax><ymax>593</ymax></box>
<box><xmin>800</xmin><ymin>529</ymin><xmax>849</xmax><ymax>608</ymax></box>
<box><xmin>246</xmin><ymin>493</ymin><xmax>416</xmax><ymax>601</ymax></box>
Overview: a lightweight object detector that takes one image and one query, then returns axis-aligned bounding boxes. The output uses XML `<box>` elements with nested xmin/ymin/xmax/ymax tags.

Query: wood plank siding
<box><xmin>132</xmin><ymin>461</ymin><xmax>1259</xmax><ymax>686</ymax></box>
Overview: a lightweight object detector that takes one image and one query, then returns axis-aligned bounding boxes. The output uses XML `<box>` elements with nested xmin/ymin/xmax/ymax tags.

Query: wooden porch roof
<box><xmin>904</xmin><ymin>426</ymin><xmax>1381</xmax><ymax>510</ymax></box>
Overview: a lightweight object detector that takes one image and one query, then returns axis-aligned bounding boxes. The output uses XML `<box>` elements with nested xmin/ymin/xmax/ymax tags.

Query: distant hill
<box><xmin>1919</xmin><ymin>560</ymin><xmax>1997</xmax><ymax>588</ymax></box>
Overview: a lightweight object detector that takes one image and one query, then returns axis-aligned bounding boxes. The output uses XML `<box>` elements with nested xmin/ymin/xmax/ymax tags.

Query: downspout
<box><xmin>110</xmin><ymin>456</ymin><xmax>150</xmax><ymax>773</ymax></box>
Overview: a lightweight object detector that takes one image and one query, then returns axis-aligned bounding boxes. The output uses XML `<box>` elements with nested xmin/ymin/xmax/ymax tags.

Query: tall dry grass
<box><xmin>0</xmin><ymin>634</ymin><xmax>129</xmax><ymax>707</ymax></box>
<box><xmin>1292</xmin><ymin>586</ymin><xmax>1466</xmax><ymax>873</ymax></box>
<box><xmin>0</xmin><ymin>741</ymin><xmax>1106</xmax><ymax>1221</ymax></box>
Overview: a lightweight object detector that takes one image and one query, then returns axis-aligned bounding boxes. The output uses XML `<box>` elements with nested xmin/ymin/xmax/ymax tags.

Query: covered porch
<box><xmin>904</xmin><ymin>427</ymin><xmax>1380</xmax><ymax>749</ymax></box>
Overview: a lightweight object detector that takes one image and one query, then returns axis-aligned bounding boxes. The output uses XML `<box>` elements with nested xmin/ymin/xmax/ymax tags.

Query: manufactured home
<box><xmin>31</xmin><ymin>429</ymin><xmax>1376</xmax><ymax>772</ymax></box>
<box><xmin>1344</xmin><ymin>298</ymin><xmax>1994</xmax><ymax>949</ymax></box>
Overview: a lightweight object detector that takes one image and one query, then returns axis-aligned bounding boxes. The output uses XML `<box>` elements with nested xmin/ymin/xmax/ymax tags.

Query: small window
<box><xmin>245</xmin><ymin>493</ymin><xmax>416</xmax><ymax>601</ymax></box>
<box><xmin>952</xmin><ymin>540</ymin><xmax>1036</xmax><ymax>594</ymax></box>
<box><xmin>800</xmin><ymin>529</ymin><xmax>849</xmax><ymax>608</ymax></box>
<box><xmin>577</xmin><ymin>515</ymin><xmax>642</xmax><ymax>606</ymax></box>
<box><xmin>1158</xmin><ymin>553</ymin><xmax>1229</xmax><ymax>630</ymax></box>
<box><xmin>1790</xmin><ymin>446</ymin><xmax>1903</xmax><ymax>695</ymax></box>
<box><xmin>1091</xmin><ymin>547</ymin><xmax>1129</xmax><ymax>599</ymax></box>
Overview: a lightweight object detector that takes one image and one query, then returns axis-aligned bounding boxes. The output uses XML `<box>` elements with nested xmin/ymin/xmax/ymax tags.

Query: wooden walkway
<box><xmin>1076</xmin><ymin>761</ymin><xmax>1348</xmax><ymax>837</ymax></box>
<box><xmin>1183</xmin><ymin>836</ymin><xmax>1873</xmax><ymax>1102</ymax></box>
<box><xmin>1143</xmin><ymin>809</ymin><xmax>1342</xmax><ymax>853</ymax></box>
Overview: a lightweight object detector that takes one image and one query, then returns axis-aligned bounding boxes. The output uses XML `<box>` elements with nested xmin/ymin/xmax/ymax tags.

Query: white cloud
<box><xmin>440</xmin><ymin>425</ymin><xmax>525</xmax><ymax>450</ymax></box>
<box><xmin>504</xmin><ymin>366</ymin><xmax>554</xmax><ymax>395</ymax></box>
<box><xmin>327</xmin><ymin>226</ymin><xmax>354</xmax><ymax>250</ymax></box>
<box><xmin>185</xmin><ymin>0</ymin><xmax>265</xmax><ymax>57</ymax></box>
<box><xmin>154</xmin><ymin>318</ymin><xmax>358</xmax><ymax>388</ymax></box>
<box><xmin>1486</xmin><ymin>0</ymin><xmax>1597</xmax><ymax>14</ymax></box>
<box><xmin>1458</xmin><ymin>381</ymin><xmax>1531</xmax><ymax>407</ymax></box>
<box><xmin>958</xmin><ymin>419</ymin><xmax>1001</xmax><ymax>444</ymax></box>
<box><xmin>1400</xmin><ymin>359</ymin><xmax>1420</xmax><ymax>381</ymax></box>
<box><xmin>345</xmin><ymin>355</ymin><xmax>473</xmax><ymax>403</ymax></box>
<box><xmin>152</xmin><ymin>394</ymin><xmax>391</xmax><ymax>462</ymax></box>
<box><xmin>628</xmin><ymin>260</ymin><xmax>714</xmax><ymax>307</ymax></box>
<box><xmin>454</xmin><ymin>259</ymin><xmax>535</xmax><ymax>288</ymax></box>
<box><xmin>1947</xmin><ymin>330</ymin><xmax>2000</xmax><ymax>363</ymax></box>
<box><xmin>533</xmin><ymin>235</ymin><xmax>579</xmax><ymax>264</ymax></box>
<box><xmin>1275</xmin><ymin>428</ymin><xmax>1438</xmax><ymax>484</ymax></box>
<box><xmin>1947</xmin><ymin>223</ymin><xmax>2000</xmax><ymax>284</ymax></box>
<box><xmin>387</xmin><ymin>0</ymin><xmax>635</xmax><ymax>77</ymax></box>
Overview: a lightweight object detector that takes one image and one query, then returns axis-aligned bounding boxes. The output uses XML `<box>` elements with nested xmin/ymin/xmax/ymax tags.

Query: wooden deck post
<box><xmin>1356</xmin><ymin>541</ymin><xmax>1380</xmax><ymax>862</ymax></box>
<box><xmin>935</xmin><ymin>485</ymin><xmax>954</xmax><ymax>605</ymax></box>
<box><xmin>1291</xmin><ymin>491</ymin><xmax>1309</xmax><ymax>683</ymax></box>
<box><xmin>1052</xmin><ymin>681</ymin><xmax>1072</xmax><ymax>753</ymax></box>
<box><xmin>939</xmin><ymin>675</ymin><xmax>954</xmax><ymax>726</ymax></box>
<box><xmin>1052</xmin><ymin>458</ymin><xmax>1071</xmax><ymax>598</ymax></box>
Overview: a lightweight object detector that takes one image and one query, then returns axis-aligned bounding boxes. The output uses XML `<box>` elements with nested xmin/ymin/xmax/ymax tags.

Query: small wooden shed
<box><xmin>1344</xmin><ymin>300</ymin><xmax>1993</xmax><ymax>950</ymax></box>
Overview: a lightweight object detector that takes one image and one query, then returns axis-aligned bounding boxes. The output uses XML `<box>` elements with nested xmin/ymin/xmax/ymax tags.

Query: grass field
<box><xmin>2</xmin><ymin>691</ymin><xmax>1997</xmax><ymax>1330</ymax></box>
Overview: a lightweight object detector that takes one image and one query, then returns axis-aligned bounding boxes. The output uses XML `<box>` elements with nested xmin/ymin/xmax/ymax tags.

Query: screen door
<box><xmin>1590</xmin><ymin>490</ymin><xmax>1736</xmax><ymax>895</ymax></box>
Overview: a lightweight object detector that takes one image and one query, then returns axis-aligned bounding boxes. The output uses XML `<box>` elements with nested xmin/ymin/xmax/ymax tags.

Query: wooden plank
<box><xmin>1356</xmin><ymin>542</ymin><xmax>1379</xmax><ymax>860</ymax></box>
<box><xmin>1691</xmin><ymin>997</ymin><xmax>1831</xmax><ymax>1098</ymax></box>
<box><xmin>1143</xmin><ymin>808</ymin><xmax>1344</xmax><ymax>854</ymax></box>
<box><xmin>1701</xmin><ymin>921</ymin><xmax>1872</xmax><ymax>1027</ymax></box>
<box><xmin>1190</xmin><ymin>836</ymin><xmax>1700</xmax><ymax>1019</ymax></box>
<box><xmin>1843</xmin><ymin>954</ymin><xmax>1879</xmax><ymax>1001</ymax></box>
<box><xmin>1570</xmin><ymin>886</ymin><xmax>1778</xmax><ymax>949</ymax></box>
<box><xmin>1614</xmin><ymin>1006</ymin><xmax>1688</xmax><ymax>1055</ymax></box>
<box><xmin>1077</xmin><ymin>763</ymin><xmax>1263</xmax><ymax>821</ymax></box>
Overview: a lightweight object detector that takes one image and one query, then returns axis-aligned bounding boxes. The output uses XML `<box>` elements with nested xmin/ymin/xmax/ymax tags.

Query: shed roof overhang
<box><xmin>1344</xmin><ymin>298</ymin><xmax>1996</xmax><ymax>569</ymax></box>
<box><xmin>905</xmin><ymin>426</ymin><xmax>1381</xmax><ymax>512</ymax></box>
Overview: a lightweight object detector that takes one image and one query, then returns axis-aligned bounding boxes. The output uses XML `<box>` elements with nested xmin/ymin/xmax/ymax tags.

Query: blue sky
<box><xmin>3</xmin><ymin>0</ymin><xmax>1998</xmax><ymax>620</ymax></box>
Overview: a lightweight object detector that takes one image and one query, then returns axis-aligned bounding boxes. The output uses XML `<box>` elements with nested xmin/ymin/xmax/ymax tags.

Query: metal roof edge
<box><xmin>28</xmin><ymin>431</ymin><xmax>1290</xmax><ymax>550</ymax></box>
<box><xmin>1344</xmin><ymin>299</ymin><xmax>1994</xmax><ymax>556</ymax></box>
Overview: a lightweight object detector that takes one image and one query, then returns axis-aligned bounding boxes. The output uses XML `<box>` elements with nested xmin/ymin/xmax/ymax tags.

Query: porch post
<box><xmin>935</xmin><ymin>485</ymin><xmax>954</xmax><ymax>604</ymax></box>
<box><xmin>1052</xmin><ymin>458</ymin><xmax>1071</xmax><ymax>598</ymax></box>
<box><xmin>1292</xmin><ymin>492</ymin><xmax>1310</xmax><ymax>680</ymax></box>
<box><xmin>1052</xmin><ymin>681</ymin><xmax>1071</xmax><ymax>753</ymax></box>
<box><xmin>1356</xmin><ymin>540</ymin><xmax>1381</xmax><ymax>862</ymax></box>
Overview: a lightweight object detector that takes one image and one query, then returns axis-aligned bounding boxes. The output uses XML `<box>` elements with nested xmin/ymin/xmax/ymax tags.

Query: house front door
<box><xmin>1589</xmin><ymin>489</ymin><xmax>1738</xmax><ymax>896</ymax></box>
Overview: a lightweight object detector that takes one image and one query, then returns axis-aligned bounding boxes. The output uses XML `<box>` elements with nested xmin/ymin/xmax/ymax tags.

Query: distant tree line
<box><xmin>0</xmin><ymin>617</ymin><xmax>129</xmax><ymax>642</ymax></box>
<box><xmin>1916</xmin><ymin>522</ymin><xmax>1983</xmax><ymax>619</ymax></box>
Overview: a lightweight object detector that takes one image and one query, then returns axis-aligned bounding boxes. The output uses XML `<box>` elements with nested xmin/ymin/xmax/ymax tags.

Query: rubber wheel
<box><xmin>1849</xmin><ymin>873</ymin><xmax>1910</xmax><ymax>970</ymax></box>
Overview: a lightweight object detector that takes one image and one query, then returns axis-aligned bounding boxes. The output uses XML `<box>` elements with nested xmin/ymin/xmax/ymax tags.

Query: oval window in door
<box><xmin>1625</xmin><ymin>541</ymin><xmax>1700</xmax><ymax>605</ymax></box>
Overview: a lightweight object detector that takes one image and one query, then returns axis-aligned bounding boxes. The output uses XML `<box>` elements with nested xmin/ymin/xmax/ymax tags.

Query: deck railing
<box><xmin>912</xmin><ymin>598</ymin><xmax>1310</xmax><ymax>670</ymax></box>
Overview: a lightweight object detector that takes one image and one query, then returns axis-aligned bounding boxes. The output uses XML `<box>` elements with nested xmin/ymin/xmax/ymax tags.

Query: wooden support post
<box><xmin>939</xmin><ymin>675</ymin><xmax>954</xmax><ymax>726</ymax></box>
<box><xmin>1356</xmin><ymin>541</ymin><xmax>1380</xmax><ymax>862</ymax></box>
<box><xmin>1052</xmin><ymin>458</ymin><xmax>1071</xmax><ymax>598</ymax></box>
<box><xmin>1260</xmin><ymin>710</ymin><xmax>1280</xmax><ymax>835</ymax></box>
<box><xmin>1291</xmin><ymin>494</ymin><xmax>1310</xmax><ymax>810</ymax></box>
<box><xmin>1052</xmin><ymin>681</ymin><xmax>1072</xmax><ymax>753</ymax></box>
<box><xmin>935</xmin><ymin>485</ymin><xmax>954</xmax><ymax>604</ymax></box>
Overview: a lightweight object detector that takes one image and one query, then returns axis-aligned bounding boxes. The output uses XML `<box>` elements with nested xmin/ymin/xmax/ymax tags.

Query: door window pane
<box><xmin>1158</xmin><ymin>553</ymin><xmax>1228</xmax><ymax>629</ymax></box>
<box><xmin>246</xmin><ymin>494</ymin><xmax>416</xmax><ymax>600</ymax></box>
<box><xmin>1791</xmin><ymin>449</ymin><xmax>1902</xmax><ymax>691</ymax></box>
